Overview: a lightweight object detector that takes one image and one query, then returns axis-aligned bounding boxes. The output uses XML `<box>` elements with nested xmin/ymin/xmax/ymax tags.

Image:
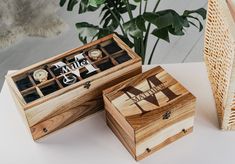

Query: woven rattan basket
<box><xmin>204</xmin><ymin>0</ymin><xmax>235</xmax><ymax>130</ymax></box>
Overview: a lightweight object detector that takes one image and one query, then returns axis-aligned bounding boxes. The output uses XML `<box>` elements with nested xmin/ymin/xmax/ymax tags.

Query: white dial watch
<box><xmin>88</xmin><ymin>49</ymin><xmax>102</xmax><ymax>60</ymax></box>
<box><xmin>33</xmin><ymin>69</ymin><xmax>48</xmax><ymax>83</ymax></box>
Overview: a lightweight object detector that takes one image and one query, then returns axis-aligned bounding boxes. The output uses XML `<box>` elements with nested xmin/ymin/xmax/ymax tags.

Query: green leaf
<box><xmin>76</xmin><ymin>22</ymin><xmax>99</xmax><ymax>41</ymax></box>
<box><xmin>144</xmin><ymin>10</ymin><xmax>186</xmax><ymax>37</ymax></box>
<box><xmin>143</xmin><ymin>8</ymin><xmax>206</xmax><ymax>42</ymax></box>
<box><xmin>60</xmin><ymin>0</ymin><xmax>79</xmax><ymax>11</ymax></box>
<box><xmin>67</xmin><ymin>0</ymin><xmax>78</xmax><ymax>11</ymax></box>
<box><xmin>133</xmin><ymin>0</ymin><xmax>147</xmax><ymax>3</ymax></box>
<box><xmin>78</xmin><ymin>33</ymin><xmax>88</xmax><ymax>44</ymax></box>
<box><xmin>60</xmin><ymin>0</ymin><xmax>67</xmax><ymax>7</ymax></box>
<box><xmin>123</xmin><ymin>22</ymin><xmax>141</xmax><ymax>38</ymax></box>
<box><xmin>168</xmin><ymin>26</ymin><xmax>185</xmax><ymax>35</ymax></box>
<box><xmin>188</xmin><ymin>19</ymin><xmax>203</xmax><ymax>32</ymax></box>
<box><xmin>115</xmin><ymin>33</ymin><xmax>134</xmax><ymax>48</ymax></box>
<box><xmin>95</xmin><ymin>28</ymin><xmax>113</xmax><ymax>39</ymax></box>
<box><xmin>188</xmin><ymin>21</ymin><xmax>200</xmax><ymax>31</ymax></box>
<box><xmin>143</xmin><ymin>12</ymin><xmax>174</xmax><ymax>29</ymax></box>
<box><xmin>171</xmin><ymin>12</ymin><xmax>183</xmax><ymax>33</ymax></box>
<box><xmin>79</xmin><ymin>0</ymin><xmax>101</xmax><ymax>13</ymax></box>
<box><xmin>88</xmin><ymin>0</ymin><xmax>106</xmax><ymax>7</ymax></box>
<box><xmin>182</xmin><ymin>17</ymin><xmax>190</xmax><ymax>27</ymax></box>
<box><xmin>151</xmin><ymin>28</ymin><xmax>169</xmax><ymax>42</ymax></box>
<box><xmin>123</xmin><ymin>15</ymin><xmax>146</xmax><ymax>38</ymax></box>
<box><xmin>136</xmin><ymin>15</ymin><xmax>146</xmax><ymax>31</ymax></box>
<box><xmin>76</xmin><ymin>22</ymin><xmax>117</xmax><ymax>44</ymax></box>
<box><xmin>182</xmin><ymin>8</ymin><xmax>206</xmax><ymax>32</ymax></box>
<box><xmin>183</xmin><ymin>8</ymin><xmax>207</xmax><ymax>20</ymax></box>
<box><xmin>99</xmin><ymin>0</ymin><xmax>136</xmax><ymax>31</ymax></box>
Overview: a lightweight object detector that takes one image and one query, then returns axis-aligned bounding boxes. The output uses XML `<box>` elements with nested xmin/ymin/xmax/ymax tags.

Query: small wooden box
<box><xmin>5</xmin><ymin>34</ymin><xmax>142</xmax><ymax>141</ymax></box>
<box><xmin>103</xmin><ymin>66</ymin><xmax>196</xmax><ymax>160</ymax></box>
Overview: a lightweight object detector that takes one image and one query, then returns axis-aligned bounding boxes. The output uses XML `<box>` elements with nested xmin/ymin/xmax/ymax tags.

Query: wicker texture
<box><xmin>204</xmin><ymin>0</ymin><xmax>235</xmax><ymax>130</ymax></box>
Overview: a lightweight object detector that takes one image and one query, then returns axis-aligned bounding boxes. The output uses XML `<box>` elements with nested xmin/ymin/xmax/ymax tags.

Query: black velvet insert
<box><xmin>23</xmin><ymin>92</ymin><xmax>40</xmax><ymax>103</ymax></box>
<box><xmin>81</xmin><ymin>70</ymin><xmax>97</xmax><ymax>79</ymax></box>
<box><xmin>115</xmin><ymin>53</ymin><xmax>131</xmax><ymax>64</ymax></box>
<box><xmin>97</xmin><ymin>60</ymin><xmax>114</xmax><ymax>71</ymax></box>
<box><xmin>16</xmin><ymin>77</ymin><xmax>33</xmax><ymax>91</ymax></box>
<box><xmin>50</xmin><ymin>66</ymin><xmax>62</xmax><ymax>77</ymax></box>
<box><xmin>103</xmin><ymin>42</ymin><xmax>122</xmax><ymax>54</ymax></box>
<box><xmin>67</xmin><ymin>58</ymin><xmax>75</xmax><ymax>63</ymax></box>
<box><xmin>40</xmin><ymin>83</ymin><xmax>60</xmax><ymax>96</ymax></box>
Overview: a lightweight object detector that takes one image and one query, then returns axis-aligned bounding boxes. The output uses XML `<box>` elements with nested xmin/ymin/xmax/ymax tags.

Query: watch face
<box><xmin>88</xmin><ymin>49</ymin><xmax>102</xmax><ymax>60</ymax></box>
<box><xmin>33</xmin><ymin>69</ymin><xmax>48</xmax><ymax>82</ymax></box>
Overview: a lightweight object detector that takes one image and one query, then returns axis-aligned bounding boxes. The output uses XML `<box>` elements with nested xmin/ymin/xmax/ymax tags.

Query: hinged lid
<box><xmin>104</xmin><ymin>66</ymin><xmax>195</xmax><ymax>131</ymax></box>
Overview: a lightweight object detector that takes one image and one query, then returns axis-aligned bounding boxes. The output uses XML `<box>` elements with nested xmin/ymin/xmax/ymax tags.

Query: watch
<box><xmin>33</xmin><ymin>69</ymin><xmax>48</xmax><ymax>83</ymax></box>
<box><xmin>88</xmin><ymin>49</ymin><xmax>102</xmax><ymax>60</ymax></box>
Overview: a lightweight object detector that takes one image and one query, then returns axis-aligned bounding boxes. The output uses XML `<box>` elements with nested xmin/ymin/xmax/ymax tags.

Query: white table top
<box><xmin>1</xmin><ymin>62</ymin><xmax>235</xmax><ymax>164</ymax></box>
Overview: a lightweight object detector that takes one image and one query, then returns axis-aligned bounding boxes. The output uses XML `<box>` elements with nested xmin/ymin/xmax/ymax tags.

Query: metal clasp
<box><xmin>163</xmin><ymin>111</ymin><xmax>171</xmax><ymax>120</ymax></box>
<box><xmin>84</xmin><ymin>81</ymin><xmax>91</xmax><ymax>89</ymax></box>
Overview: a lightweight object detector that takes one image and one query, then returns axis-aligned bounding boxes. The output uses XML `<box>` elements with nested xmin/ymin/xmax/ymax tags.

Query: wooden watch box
<box><xmin>103</xmin><ymin>66</ymin><xmax>196</xmax><ymax>160</ymax></box>
<box><xmin>5</xmin><ymin>34</ymin><xmax>142</xmax><ymax>141</ymax></box>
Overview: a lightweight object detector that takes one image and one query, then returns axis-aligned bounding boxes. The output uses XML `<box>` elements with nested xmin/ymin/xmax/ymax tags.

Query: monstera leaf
<box><xmin>60</xmin><ymin>0</ymin><xmax>207</xmax><ymax>64</ymax></box>
<box><xmin>143</xmin><ymin>8</ymin><xmax>206</xmax><ymax>42</ymax></box>
<box><xmin>75</xmin><ymin>22</ymin><xmax>133</xmax><ymax>48</ymax></box>
<box><xmin>78</xmin><ymin>0</ymin><xmax>100</xmax><ymax>13</ymax></box>
<box><xmin>99</xmin><ymin>0</ymin><xmax>136</xmax><ymax>31</ymax></box>
<box><xmin>75</xmin><ymin>22</ymin><xmax>99</xmax><ymax>44</ymax></box>
<box><xmin>60</xmin><ymin>0</ymin><xmax>78</xmax><ymax>11</ymax></box>
<box><xmin>60</xmin><ymin>0</ymin><xmax>103</xmax><ymax>12</ymax></box>
<box><xmin>123</xmin><ymin>15</ymin><xmax>146</xmax><ymax>38</ymax></box>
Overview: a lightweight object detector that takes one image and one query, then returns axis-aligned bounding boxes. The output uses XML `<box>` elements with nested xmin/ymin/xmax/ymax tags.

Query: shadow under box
<box><xmin>15</xmin><ymin>76</ymin><xmax>33</xmax><ymax>91</ymax></box>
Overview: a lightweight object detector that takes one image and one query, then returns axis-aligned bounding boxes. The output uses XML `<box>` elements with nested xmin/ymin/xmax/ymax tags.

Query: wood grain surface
<box><xmin>6</xmin><ymin>34</ymin><xmax>142</xmax><ymax>140</ymax></box>
<box><xmin>104</xmin><ymin>66</ymin><xmax>196</xmax><ymax>160</ymax></box>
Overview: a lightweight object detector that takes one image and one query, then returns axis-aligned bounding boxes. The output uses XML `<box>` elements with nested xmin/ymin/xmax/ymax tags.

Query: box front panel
<box><xmin>135</xmin><ymin>114</ymin><xmax>194</xmax><ymax>159</ymax></box>
<box><xmin>29</xmin><ymin>61</ymin><xmax>141</xmax><ymax>140</ymax></box>
<box><xmin>136</xmin><ymin>125</ymin><xmax>193</xmax><ymax>160</ymax></box>
<box><xmin>31</xmin><ymin>97</ymin><xmax>103</xmax><ymax>140</ymax></box>
<box><xmin>135</xmin><ymin>100</ymin><xmax>195</xmax><ymax>143</ymax></box>
<box><xmin>105</xmin><ymin>103</ymin><xmax>195</xmax><ymax>161</ymax></box>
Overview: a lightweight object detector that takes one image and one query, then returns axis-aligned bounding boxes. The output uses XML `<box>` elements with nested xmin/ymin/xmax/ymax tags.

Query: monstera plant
<box><xmin>60</xmin><ymin>0</ymin><xmax>206</xmax><ymax>64</ymax></box>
